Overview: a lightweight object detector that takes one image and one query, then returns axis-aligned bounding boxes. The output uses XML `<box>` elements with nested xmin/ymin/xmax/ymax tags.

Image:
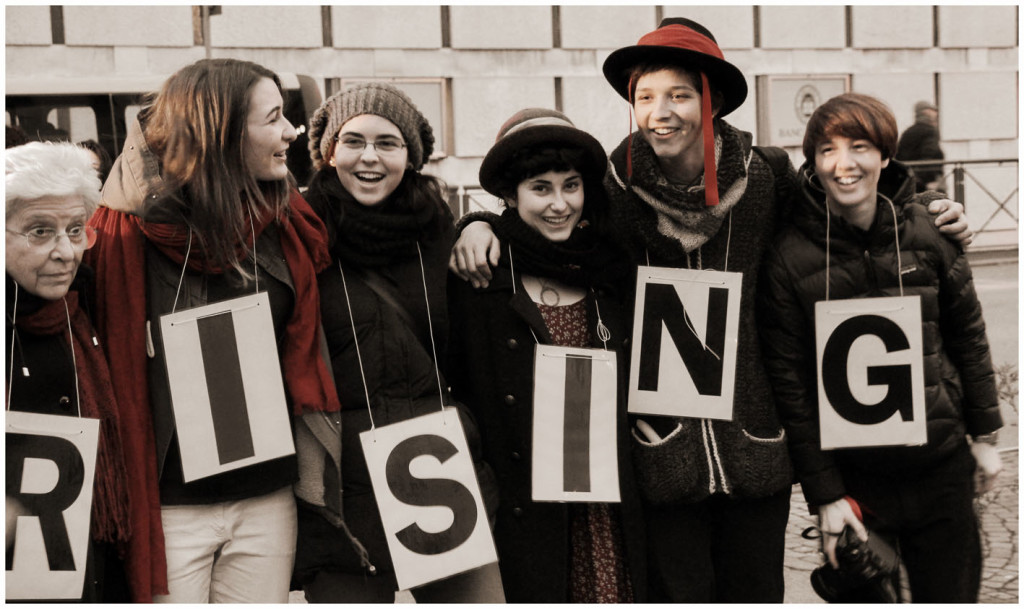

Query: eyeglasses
<box><xmin>6</xmin><ymin>225</ymin><xmax>98</xmax><ymax>250</ymax></box>
<box><xmin>335</xmin><ymin>135</ymin><xmax>407</xmax><ymax>155</ymax></box>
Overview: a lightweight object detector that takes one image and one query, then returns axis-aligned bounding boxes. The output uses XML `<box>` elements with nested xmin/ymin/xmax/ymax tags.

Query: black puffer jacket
<box><xmin>758</xmin><ymin>160</ymin><xmax>1002</xmax><ymax>507</ymax></box>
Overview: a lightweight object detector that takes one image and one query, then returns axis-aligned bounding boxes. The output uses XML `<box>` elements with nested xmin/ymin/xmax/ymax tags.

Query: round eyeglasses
<box><xmin>335</xmin><ymin>136</ymin><xmax>407</xmax><ymax>155</ymax></box>
<box><xmin>6</xmin><ymin>225</ymin><xmax>98</xmax><ymax>251</ymax></box>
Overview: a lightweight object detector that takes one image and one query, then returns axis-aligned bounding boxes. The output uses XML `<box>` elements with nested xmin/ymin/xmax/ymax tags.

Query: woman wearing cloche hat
<box><xmin>292</xmin><ymin>82</ymin><xmax>502</xmax><ymax>603</ymax></box>
<box><xmin>447</xmin><ymin>108</ymin><xmax>642</xmax><ymax>602</ymax></box>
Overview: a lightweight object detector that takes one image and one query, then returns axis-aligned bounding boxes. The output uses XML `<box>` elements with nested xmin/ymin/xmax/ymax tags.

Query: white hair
<box><xmin>5</xmin><ymin>141</ymin><xmax>103</xmax><ymax>219</ymax></box>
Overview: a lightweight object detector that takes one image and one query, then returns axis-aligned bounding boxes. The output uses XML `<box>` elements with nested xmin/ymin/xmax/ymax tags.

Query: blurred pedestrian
<box><xmin>760</xmin><ymin>92</ymin><xmax>1002</xmax><ymax>602</ymax></box>
<box><xmin>6</xmin><ymin>141</ymin><xmax>131</xmax><ymax>601</ymax></box>
<box><xmin>897</xmin><ymin>100</ymin><xmax>945</xmax><ymax>193</ymax></box>
<box><xmin>85</xmin><ymin>58</ymin><xmax>340</xmax><ymax>603</ymax></box>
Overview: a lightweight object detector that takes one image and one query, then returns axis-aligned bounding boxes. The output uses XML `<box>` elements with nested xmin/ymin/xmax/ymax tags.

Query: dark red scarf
<box><xmin>85</xmin><ymin>189</ymin><xmax>339</xmax><ymax>601</ymax></box>
<box><xmin>11</xmin><ymin>291</ymin><xmax>132</xmax><ymax>546</ymax></box>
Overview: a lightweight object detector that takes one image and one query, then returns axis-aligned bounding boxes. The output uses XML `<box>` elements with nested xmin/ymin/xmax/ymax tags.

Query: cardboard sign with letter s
<box><xmin>815</xmin><ymin>295</ymin><xmax>926</xmax><ymax>449</ymax></box>
<box><xmin>6</xmin><ymin>411</ymin><xmax>98</xmax><ymax>600</ymax></box>
<box><xmin>360</xmin><ymin>408</ymin><xmax>497</xmax><ymax>591</ymax></box>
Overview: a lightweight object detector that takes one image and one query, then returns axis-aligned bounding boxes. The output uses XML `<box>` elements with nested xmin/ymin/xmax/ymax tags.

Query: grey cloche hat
<box><xmin>478</xmin><ymin>108</ymin><xmax>608</xmax><ymax>198</ymax></box>
<box><xmin>308</xmin><ymin>82</ymin><xmax>435</xmax><ymax>172</ymax></box>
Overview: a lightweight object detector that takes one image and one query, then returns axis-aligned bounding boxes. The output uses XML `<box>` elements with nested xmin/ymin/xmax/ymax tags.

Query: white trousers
<box><xmin>153</xmin><ymin>486</ymin><xmax>297</xmax><ymax>604</ymax></box>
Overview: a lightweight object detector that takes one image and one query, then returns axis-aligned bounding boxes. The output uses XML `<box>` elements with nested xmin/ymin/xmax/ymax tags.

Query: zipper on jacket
<box><xmin>862</xmin><ymin>249</ymin><xmax>879</xmax><ymax>292</ymax></box>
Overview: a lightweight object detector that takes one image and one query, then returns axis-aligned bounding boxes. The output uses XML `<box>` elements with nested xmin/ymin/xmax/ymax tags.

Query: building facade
<box><xmin>6</xmin><ymin>4</ymin><xmax>1018</xmax><ymax>247</ymax></box>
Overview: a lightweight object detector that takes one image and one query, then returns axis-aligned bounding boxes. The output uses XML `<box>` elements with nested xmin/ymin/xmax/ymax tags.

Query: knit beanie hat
<box><xmin>308</xmin><ymin>82</ymin><xmax>435</xmax><ymax>172</ymax></box>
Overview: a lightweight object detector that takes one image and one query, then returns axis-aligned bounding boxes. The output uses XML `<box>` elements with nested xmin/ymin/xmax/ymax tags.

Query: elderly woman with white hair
<box><xmin>5</xmin><ymin>141</ymin><xmax>131</xmax><ymax>602</ymax></box>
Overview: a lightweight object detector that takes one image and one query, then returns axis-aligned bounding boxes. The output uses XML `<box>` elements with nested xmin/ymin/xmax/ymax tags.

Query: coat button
<box><xmin>507</xmin><ymin>338</ymin><xmax>519</xmax><ymax>350</ymax></box>
<box><xmin>511</xmin><ymin>451</ymin><xmax>521</xmax><ymax>461</ymax></box>
<box><xmin>59</xmin><ymin>396</ymin><xmax>71</xmax><ymax>409</ymax></box>
<box><xmin>512</xmin><ymin>507</ymin><xmax>523</xmax><ymax>517</ymax></box>
<box><xmin>504</xmin><ymin>394</ymin><xmax>516</xmax><ymax>406</ymax></box>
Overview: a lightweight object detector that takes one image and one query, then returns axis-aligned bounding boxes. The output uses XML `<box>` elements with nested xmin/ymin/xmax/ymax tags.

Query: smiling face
<box><xmin>332</xmin><ymin>114</ymin><xmax>409</xmax><ymax>207</ymax></box>
<box><xmin>510</xmin><ymin>169</ymin><xmax>584</xmax><ymax>242</ymax></box>
<box><xmin>633</xmin><ymin>68</ymin><xmax>709</xmax><ymax>182</ymax></box>
<box><xmin>6</xmin><ymin>195</ymin><xmax>89</xmax><ymax>300</ymax></box>
<box><xmin>814</xmin><ymin>135</ymin><xmax>890</xmax><ymax>230</ymax></box>
<box><xmin>243</xmin><ymin>77</ymin><xmax>297</xmax><ymax>182</ymax></box>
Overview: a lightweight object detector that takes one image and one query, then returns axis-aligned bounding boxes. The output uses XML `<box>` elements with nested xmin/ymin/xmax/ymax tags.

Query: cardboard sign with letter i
<box><xmin>532</xmin><ymin>344</ymin><xmax>620</xmax><ymax>503</ymax></box>
<box><xmin>160</xmin><ymin>292</ymin><xmax>295</xmax><ymax>482</ymax></box>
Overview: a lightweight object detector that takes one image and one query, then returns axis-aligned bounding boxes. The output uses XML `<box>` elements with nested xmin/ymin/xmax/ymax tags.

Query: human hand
<box><xmin>6</xmin><ymin>496</ymin><xmax>26</xmax><ymax>549</ymax></box>
<box><xmin>970</xmin><ymin>441</ymin><xmax>1003</xmax><ymax>495</ymax></box>
<box><xmin>928</xmin><ymin>199</ymin><xmax>973</xmax><ymax>247</ymax></box>
<box><xmin>448</xmin><ymin>221</ymin><xmax>501</xmax><ymax>289</ymax></box>
<box><xmin>818</xmin><ymin>498</ymin><xmax>868</xmax><ymax>569</ymax></box>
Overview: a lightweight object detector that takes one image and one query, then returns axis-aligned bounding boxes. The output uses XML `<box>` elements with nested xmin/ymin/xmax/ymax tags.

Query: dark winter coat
<box><xmin>604</xmin><ymin>120</ymin><xmax>796</xmax><ymax>505</ymax></box>
<box><xmin>293</xmin><ymin>204</ymin><xmax>497</xmax><ymax>583</ymax></box>
<box><xmin>446</xmin><ymin>264</ymin><xmax>646</xmax><ymax>602</ymax></box>
<box><xmin>758</xmin><ymin>160</ymin><xmax>1002</xmax><ymax>507</ymax></box>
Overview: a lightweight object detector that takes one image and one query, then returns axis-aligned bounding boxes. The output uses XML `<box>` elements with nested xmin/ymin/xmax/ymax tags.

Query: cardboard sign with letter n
<box><xmin>628</xmin><ymin>266</ymin><xmax>742</xmax><ymax>421</ymax></box>
<box><xmin>6</xmin><ymin>411</ymin><xmax>98</xmax><ymax>600</ymax></box>
<box><xmin>532</xmin><ymin>345</ymin><xmax>620</xmax><ymax>503</ymax></box>
<box><xmin>160</xmin><ymin>292</ymin><xmax>295</xmax><ymax>482</ymax></box>
<box><xmin>360</xmin><ymin>408</ymin><xmax>497</xmax><ymax>591</ymax></box>
<box><xmin>815</xmin><ymin>295</ymin><xmax>926</xmax><ymax>449</ymax></box>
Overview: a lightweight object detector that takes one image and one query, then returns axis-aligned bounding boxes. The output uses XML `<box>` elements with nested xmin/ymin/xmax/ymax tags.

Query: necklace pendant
<box><xmin>540</xmin><ymin>284</ymin><xmax>561</xmax><ymax>307</ymax></box>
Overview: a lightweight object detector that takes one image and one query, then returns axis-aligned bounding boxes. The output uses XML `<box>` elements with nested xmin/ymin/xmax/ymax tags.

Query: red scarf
<box><xmin>11</xmin><ymin>291</ymin><xmax>132</xmax><ymax>546</ymax></box>
<box><xmin>85</xmin><ymin>189</ymin><xmax>340</xmax><ymax>601</ymax></box>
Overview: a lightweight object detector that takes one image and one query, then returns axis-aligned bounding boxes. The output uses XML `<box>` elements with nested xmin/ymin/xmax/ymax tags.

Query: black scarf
<box><xmin>305</xmin><ymin>170</ymin><xmax>438</xmax><ymax>268</ymax></box>
<box><xmin>492</xmin><ymin>208</ymin><xmax>631</xmax><ymax>293</ymax></box>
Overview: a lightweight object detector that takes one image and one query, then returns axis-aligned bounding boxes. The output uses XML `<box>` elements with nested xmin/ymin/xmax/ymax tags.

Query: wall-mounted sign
<box><xmin>756</xmin><ymin>75</ymin><xmax>850</xmax><ymax>148</ymax></box>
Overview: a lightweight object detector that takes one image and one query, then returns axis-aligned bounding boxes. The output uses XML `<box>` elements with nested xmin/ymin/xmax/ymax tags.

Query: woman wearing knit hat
<box><xmin>451</xmin><ymin>18</ymin><xmax>973</xmax><ymax>603</ymax></box>
<box><xmin>293</xmin><ymin>82</ymin><xmax>503</xmax><ymax>603</ymax></box>
<box><xmin>446</xmin><ymin>108</ymin><xmax>644</xmax><ymax>602</ymax></box>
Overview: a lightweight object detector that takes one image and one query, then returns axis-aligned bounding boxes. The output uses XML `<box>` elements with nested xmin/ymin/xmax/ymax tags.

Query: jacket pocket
<box><xmin>722</xmin><ymin>427</ymin><xmax>794</xmax><ymax>499</ymax></box>
<box><xmin>630</xmin><ymin>420</ymin><xmax>709</xmax><ymax>506</ymax></box>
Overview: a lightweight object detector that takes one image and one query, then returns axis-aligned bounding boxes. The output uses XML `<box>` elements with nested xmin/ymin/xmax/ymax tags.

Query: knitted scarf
<box><xmin>608</xmin><ymin>119</ymin><xmax>752</xmax><ymax>261</ymax></box>
<box><xmin>85</xmin><ymin>189</ymin><xmax>337</xmax><ymax>601</ymax></box>
<box><xmin>9</xmin><ymin>287</ymin><xmax>132</xmax><ymax>546</ymax></box>
<box><xmin>305</xmin><ymin>170</ymin><xmax>442</xmax><ymax>268</ymax></box>
<box><xmin>491</xmin><ymin>208</ymin><xmax>631</xmax><ymax>292</ymax></box>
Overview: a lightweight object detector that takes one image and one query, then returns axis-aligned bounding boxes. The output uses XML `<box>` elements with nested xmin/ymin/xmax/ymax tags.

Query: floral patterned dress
<box><xmin>537</xmin><ymin>299</ymin><xmax>633</xmax><ymax>603</ymax></box>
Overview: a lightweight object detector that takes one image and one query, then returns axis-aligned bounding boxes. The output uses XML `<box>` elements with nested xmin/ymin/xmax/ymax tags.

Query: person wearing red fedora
<box><xmin>449</xmin><ymin>17</ymin><xmax>974</xmax><ymax>603</ymax></box>
<box><xmin>447</xmin><ymin>108</ymin><xmax>644</xmax><ymax>602</ymax></box>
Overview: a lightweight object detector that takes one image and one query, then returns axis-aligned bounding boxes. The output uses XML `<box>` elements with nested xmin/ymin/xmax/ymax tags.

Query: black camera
<box><xmin>810</xmin><ymin>526</ymin><xmax>901</xmax><ymax>603</ymax></box>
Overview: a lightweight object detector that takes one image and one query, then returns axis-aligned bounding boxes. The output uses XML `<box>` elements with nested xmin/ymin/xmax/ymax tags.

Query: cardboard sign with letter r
<box><xmin>532</xmin><ymin>344</ymin><xmax>620</xmax><ymax>503</ymax></box>
<box><xmin>6</xmin><ymin>411</ymin><xmax>98</xmax><ymax>600</ymax></box>
<box><xmin>360</xmin><ymin>408</ymin><xmax>497</xmax><ymax>591</ymax></box>
<box><xmin>628</xmin><ymin>266</ymin><xmax>742</xmax><ymax>421</ymax></box>
<box><xmin>160</xmin><ymin>292</ymin><xmax>295</xmax><ymax>482</ymax></box>
<box><xmin>815</xmin><ymin>296</ymin><xmax>926</xmax><ymax>449</ymax></box>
